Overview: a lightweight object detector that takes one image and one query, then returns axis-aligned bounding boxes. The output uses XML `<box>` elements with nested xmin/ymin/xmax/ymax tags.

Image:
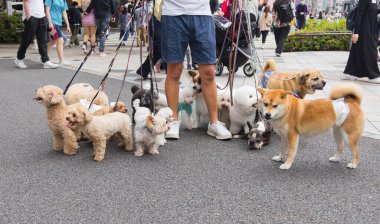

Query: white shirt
<box><xmin>22</xmin><ymin>0</ymin><xmax>45</xmax><ymax>21</ymax></box>
<box><xmin>162</xmin><ymin>0</ymin><xmax>211</xmax><ymax>16</ymax></box>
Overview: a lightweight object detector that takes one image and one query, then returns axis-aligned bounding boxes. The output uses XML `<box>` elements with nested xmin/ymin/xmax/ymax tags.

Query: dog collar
<box><xmin>290</xmin><ymin>90</ymin><xmax>301</xmax><ymax>99</ymax></box>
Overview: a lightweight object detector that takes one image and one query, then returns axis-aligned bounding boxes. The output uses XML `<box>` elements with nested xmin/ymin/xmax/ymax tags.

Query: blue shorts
<box><xmin>54</xmin><ymin>25</ymin><xmax>63</xmax><ymax>38</ymax></box>
<box><xmin>161</xmin><ymin>15</ymin><xmax>216</xmax><ymax>64</ymax></box>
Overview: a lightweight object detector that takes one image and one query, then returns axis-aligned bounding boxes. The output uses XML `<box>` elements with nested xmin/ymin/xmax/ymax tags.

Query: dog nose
<box><xmin>193</xmin><ymin>86</ymin><xmax>196</xmax><ymax>90</ymax></box>
<box><xmin>322</xmin><ymin>80</ymin><xmax>326</xmax><ymax>86</ymax></box>
<box><xmin>264</xmin><ymin>113</ymin><xmax>271</xmax><ymax>119</ymax></box>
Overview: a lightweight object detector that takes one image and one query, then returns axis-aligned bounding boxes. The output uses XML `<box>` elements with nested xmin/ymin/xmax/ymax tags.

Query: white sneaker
<box><xmin>59</xmin><ymin>60</ymin><xmax>71</xmax><ymax>66</ymax></box>
<box><xmin>165</xmin><ymin>121</ymin><xmax>180</xmax><ymax>139</ymax></box>
<box><xmin>14</xmin><ymin>59</ymin><xmax>27</xmax><ymax>69</ymax></box>
<box><xmin>98</xmin><ymin>52</ymin><xmax>107</xmax><ymax>57</ymax></box>
<box><xmin>82</xmin><ymin>45</ymin><xmax>88</xmax><ymax>54</ymax></box>
<box><xmin>366</xmin><ymin>77</ymin><xmax>380</xmax><ymax>84</ymax></box>
<box><xmin>43</xmin><ymin>61</ymin><xmax>59</xmax><ymax>69</ymax></box>
<box><xmin>341</xmin><ymin>74</ymin><xmax>357</xmax><ymax>81</ymax></box>
<box><xmin>207</xmin><ymin>121</ymin><xmax>232</xmax><ymax>140</ymax></box>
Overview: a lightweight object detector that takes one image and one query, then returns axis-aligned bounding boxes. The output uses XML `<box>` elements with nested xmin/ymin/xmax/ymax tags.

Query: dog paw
<box><xmin>125</xmin><ymin>146</ymin><xmax>133</xmax><ymax>152</ymax></box>
<box><xmin>150</xmin><ymin>149</ymin><xmax>159</xmax><ymax>155</ymax></box>
<box><xmin>347</xmin><ymin>163</ymin><xmax>358</xmax><ymax>169</ymax></box>
<box><xmin>329</xmin><ymin>156</ymin><xmax>340</xmax><ymax>163</ymax></box>
<box><xmin>63</xmin><ymin>150</ymin><xmax>76</xmax><ymax>156</ymax></box>
<box><xmin>135</xmin><ymin>151</ymin><xmax>144</xmax><ymax>157</ymax></box>
<box><xmin>53</xmin><ymin>147</ymin><xmax>63</xmax><ymax>152</ymax></box>
<box><xmin>94</xmin><ymin>155</ymin><xmax>104</xmax><ymax>162</ymax></box>
<box><xmin>279</xmin><ymin>163</ymin><xmax>292</xmax><ymax>170</ymax></box>
<box><xmin>272</xmin><ymin>155</ymin><xmax>283</xmax><ymax>162</ymax></box>
<box><xmin>192</xmin><ymin>123</ymin><xmax>199</xmax><ymax>129</ymax></box>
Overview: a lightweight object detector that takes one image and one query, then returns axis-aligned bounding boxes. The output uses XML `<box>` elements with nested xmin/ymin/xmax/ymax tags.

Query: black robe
<box><xmin>344</xmin><ymin>0</ymin><xmax>380</xmax><ymax>79</ymax></box>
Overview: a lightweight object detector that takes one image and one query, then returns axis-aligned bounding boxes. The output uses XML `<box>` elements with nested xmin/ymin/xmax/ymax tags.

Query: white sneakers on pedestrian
<box><xmin>14</xmin><ymin>59</ymin><xmax>27</xmax><ymax>69</ymax></box>
<box><xmin>59</xmin><ymin>60</ymin><xmax>71</xmax><ymax>66</ymax></box>
<box><xmin>207</xmin><ymin>121</ymin><xmax>232</xmax><ymax>140</ymax></box>
<box><xmin>341</xmin><ymin>74</ymin><xmax>357</xmax><ymax>81</ymax></box>
<box><xmin>43</xmin><ymin>61</ymin><xmax>59</xmax><ymax>69</ymax></box>
<box><xmin>98</xmin><ymin>52</ymin><xmax>107</xmax><ymax>57</ymax></box>
<box><xmin>367</xmin><ymin>77</ymin><xmax>380</xmax><ymax>84</ymax></box>
<box><xmin>165</xmin><ymin>121</ymin><xmax>180</xmax><ymax>139</ymax></box>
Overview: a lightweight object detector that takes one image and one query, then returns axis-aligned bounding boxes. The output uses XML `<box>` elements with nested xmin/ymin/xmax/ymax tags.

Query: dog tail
<box><xmin>131</xmin><ymin>85</ymin><xmax>140</xmax><ymax>94</ymax></box>
<box><xmin>329</xmin><ymin>83</ymin><xmax>363</xmax><ymax>105</ymax></box>
<box><xmin>263</xmin><ymin>59</ymin><xmax>276</xmax><ymax>73</ymax></box>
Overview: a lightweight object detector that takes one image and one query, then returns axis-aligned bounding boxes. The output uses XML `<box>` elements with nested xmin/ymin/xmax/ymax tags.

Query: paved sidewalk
<box><xmin>1</xmin><ymin>32</ymin><xmax>379</xmax><ymax>139</ymax></box>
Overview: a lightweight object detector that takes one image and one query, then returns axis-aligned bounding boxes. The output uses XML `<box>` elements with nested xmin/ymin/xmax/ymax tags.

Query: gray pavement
<box><xmin>0</xmin><ymin>59</ymin><xmax>379</xmax><ymax>223</ymax></box>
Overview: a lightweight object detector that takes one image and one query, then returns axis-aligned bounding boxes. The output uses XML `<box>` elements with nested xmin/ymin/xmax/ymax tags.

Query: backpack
<box><xmin>346</xmin><ymin>6</ymin><xmax>357</xmax><ymax>31</ymax></box>
<box><xmin>278</xmin><ymin>2</ymin><xmax>294</xmax><ymax>24</ymax></box>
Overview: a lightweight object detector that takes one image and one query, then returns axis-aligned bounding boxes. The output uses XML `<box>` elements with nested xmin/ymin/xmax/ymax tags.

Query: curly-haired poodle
<box><xmin>65</xmin><ymin>83</ymin><xmax>109</xmax><ymax>107</ymax></box>
<box><xmin>34</xmin><ymin>85</ymin><xmax>79</xmax><ymax>155</ymax></box>
<box><xmin>65</xmin><ymin>103</ymin><xmax>133</xmax><ymax>161</ymax></box>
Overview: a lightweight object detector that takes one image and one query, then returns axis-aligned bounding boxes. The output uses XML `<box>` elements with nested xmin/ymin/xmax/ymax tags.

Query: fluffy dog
<box><xmin>217</xmin><ymin>89</ymin><xmax>232</xmax><ymax>129</ymax></box>
<box><xmin>65</xmin><ymin>103</ymin><xmax>133</xmax><ymax>161</ymax></box>
<box><xmin>229</xmin><ymin>86</ymin><xmax>258</xmax><ymax>135</ymax></box>
<box><xmin>34</xmin><ymin>85</ymin><xmax>79</xmax><ymax>155</ymax></box>
<box><xmin>258</xmin><ymin>59</ymin><xmax>326</xmax><ymax>98</ymax></box>
<box><xmin>258</xmin><ymin>83</ymin><xmax>364</xmax><ymax>170</ymax></box>
<box><xmin>155</xmin><ymin>92</ymin><xmax>168</xmax><ymax>112</ymax></box>
<box><xmin>188</xmin><ymin>71</ymin><xmax>209</xmax><ymax>128</ymax></box>
<box><xmin>65</xmin><ymin>83</ymin><xmax>109</xmax><ymax>107</ymax></box>
<box><xmin>131</xmin><ymin>85</ymin><xmax>157</xmax><ymax>124</ymax></box>
<box><xmin>133</xmin><ymin>100</ymin><xmax>170</xmax><ymax>157</ymax></box>
<box><xmin>155</xmin><ymin>107</ymin><xmax>174</xmax><ymax>146</ymax></box>
<box><xmin>92</xmin><ymin>101</ymin><xmax>128</xmax><ymax>116</ymax></box>
<box><xmin>178</xmin><ymin>85</ymin><xmax>197</xmax><ymax>129</ymax></box>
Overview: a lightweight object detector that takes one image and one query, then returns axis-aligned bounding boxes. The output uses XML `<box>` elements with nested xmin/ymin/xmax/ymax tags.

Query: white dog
<box><xmin>229</xmin><ymin>86</ymin><xmax>258</xmax><ymax>135</ymax></box>
<box><xmin>133</xmin><ymin>100</ymin><xmax>171</xmax><ymax>157</ymax></box>
<box><xmin>178</xmin><ymin>85</ymin><xmax>197</xmax><ymax>129</ymax></box>
<box><xmin>155</xmin><ymin>107</ymin><xmax>174</xmax><ymax>146</ymax></box>
<box><xmin>217</xmin><ymin>88</ymin><xmax>232</xmax><ymax>129</ymax></box>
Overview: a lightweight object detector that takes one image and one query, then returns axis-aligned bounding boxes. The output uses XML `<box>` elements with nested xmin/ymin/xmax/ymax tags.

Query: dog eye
<box><xmin>73</xmin><ymin>113</ymin><xmax>76</xmax><ymax>117</ymax></box>
<box><xmin>249</xmin><ymin>95</ymin><xmax>253</xmax><ymax>98</ymax></box>
<box><xmin>221</xmin><ymin>98</ymin><xmax>224</xmax><ymax>101</ymax></box>
<box><xmin>227</xmin><ymin>99</ymin><xmax>230</xmax><ymax>102</ymax></box>
<box><xmin>313</xmin><ymin>78</ymin><xmax>319</xmax><ymax>81</ymax></box>
<box><xmin>273</xmin><ymin>105</ymin><xmax>278</xmax><ymax>108</ymax></box>
<box><xmin>263</xmin><ymin>103</ymin><xmax>269</xmax><ymax>107</ymax></box>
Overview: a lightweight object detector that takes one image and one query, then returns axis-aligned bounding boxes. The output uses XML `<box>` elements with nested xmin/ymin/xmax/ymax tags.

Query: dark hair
<box><xmin>273</xmin><ymin>0</ymin><xmax>289</xmax><ymax>13</ymax></box>
<box><xmin>264</xmin><ymin>6</ymin><xmax>270</xmax><ymax>19</ymax></box>
<box><xmin>72</xmin><ymin>1</ymin><xmax>78</xmax><ymax>7</ymax></box>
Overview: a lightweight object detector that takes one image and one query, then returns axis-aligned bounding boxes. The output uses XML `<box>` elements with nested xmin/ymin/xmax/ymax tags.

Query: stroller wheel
<box><xmin>215</xmin><ymin>62</ymin><xmax>224</xmax><ymax>76</ymax></box>
<box><xmin>243</xmin><ymin>63</ymin><xmax>255</xmax><ymax>77</ymax></box>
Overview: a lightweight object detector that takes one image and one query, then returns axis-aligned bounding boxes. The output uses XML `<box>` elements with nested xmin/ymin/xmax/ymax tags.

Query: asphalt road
<box><xmin>0</xmin><ymin>59</ymin><xmax>379</xmax><ymax>224</ymax></box>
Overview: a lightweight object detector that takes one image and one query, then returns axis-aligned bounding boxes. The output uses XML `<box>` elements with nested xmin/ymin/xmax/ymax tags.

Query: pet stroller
<box><xmin>214</xmin><ymin>13</ymin><xmax>257</xmax><ymax>77</ymax></box>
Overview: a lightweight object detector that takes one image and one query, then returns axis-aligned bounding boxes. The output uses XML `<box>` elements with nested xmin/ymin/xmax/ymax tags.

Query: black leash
<box><xmin>63</xmin><ymin>24</ymin><xmax>110</xmax><ymax>95</ymax></box>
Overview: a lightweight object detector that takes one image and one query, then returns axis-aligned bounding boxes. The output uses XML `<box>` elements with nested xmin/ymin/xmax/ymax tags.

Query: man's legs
<box><xmin>35</xmin><ymin>17</ymin><xmax>50</xmax><ymax>63</ymax></box>
<box><xmin>277</xmin><ymin>26</ymin><xmax>290</xmax><ymax>54</ymax></box>
<box><xmin>198</xmin><ymin>64</ymin><xmax>218</xmax><ymax>123</ymax></box>
<box><xmin>136</xmin><ymin>27</ymin><xmax>142</xmax><ymax>46</ymax></box>
<box><xmin>96</xmin><ymin>18</ymin><xmax>109</xmax><ymax>52</ymax></box>
<box><xmin>165</xmin><ymin>63</ymin><xmax>183</xmax><ymax>121</ymax></box>
<box><xmin>17</xmin><ymin>18</ymin><xmax>37</xmax><ymax>61</ymax></box>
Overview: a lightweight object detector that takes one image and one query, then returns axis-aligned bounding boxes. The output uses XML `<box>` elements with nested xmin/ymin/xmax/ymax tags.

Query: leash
<box><xmin>62</xmin><ymin>24</ymin><xmax>110</xmax><ymax>95</ymax></box>
<box><xmin>88</xmin><ymin>1</ymin><xmax>141</xmax><ymax>109</ymax></box>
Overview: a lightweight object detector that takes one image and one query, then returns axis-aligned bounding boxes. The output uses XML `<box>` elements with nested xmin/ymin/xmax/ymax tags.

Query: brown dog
<box><xmin>35</xmin><ymin>85</ymin><xmax>79</xmax><ymax>155</ymax></box>
<box><xmin>258</xmin><ymin>59</ymin><xmax>326</xmax><ymax>98</ymax></box>
<box><xmin>258</xmin><ymin>83</ymin><xmax>364</xmax><ymax>170</ymax></box>
<box><xmin>92</xmin><ymin>101</ymin><xmax>128</xmax><ymax>116</ymax></box>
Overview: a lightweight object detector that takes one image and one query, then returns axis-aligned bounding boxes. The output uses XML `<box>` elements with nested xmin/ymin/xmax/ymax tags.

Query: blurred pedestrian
<box><xmin>134</xmin><ymin>2</ymin><xmax>148</xmax><ymax>47</ymax></box>
<box><xmin>45</xmin><ymin>0</ymin><xmax>71</xmax><ymax>65</ymax></box>
<box><xmin>258</xmin><ymin>5</ymin><xmax>272</xmax><ymax>49</ymax></box>
<box><xmin>81</xmin><ymin>0</ymin><xmax>97</xmax><ymax>54</ymax></box>
<box><xmin>119</xmin><ymin>4</ymin><xmax>131</xmax><ymax>45</ymax></box>
<box><xmin>272</xmin><ymin>0</ymin><xmax>294</xmax><ymax>57</ymax></box>
<box><xmin>15</xmin><ymin>0</ymin><xmax>58</xmax><ymax>69</ymax></box>
<box><xmin>68</xmin><ymin>1</ymin><xmax>82</xmax><ymax>47</ymax></box>
<box><xmin>343</xmin><ymin>0</ymin><xmax>380</xmax><ymax>83</ymax></box>
<box><xmin>295</xmin><ymin>0</ymin><xmax>307</xmax><ymax>30</ymax></box>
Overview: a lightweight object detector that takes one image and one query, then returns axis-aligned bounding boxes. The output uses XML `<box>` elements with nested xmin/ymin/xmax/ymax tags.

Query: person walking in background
<box><xmin>272</xmin><ymin>0</ymin><xmax>293</xmax><ymax>57</ymax></box>
<box><xmin>295</xmin><ymin>0</ymin><xmax>307</xmax><ymax>30</ymax></box>
<box><xmin>134</xmin><ymin>2</ymin><xmax>148</xmax><ymax>47</ymax></box>
<box><xmin>343</xmin><ymin>0</ymin><xmax>380</xmax><ymax>83</ymax></box>
<box><xmin>258</xmin><ymin>5</ymin><xmax>272</xmax><ymax>49</ymax></box>
<box><xmin>15</xmin><ymin>0</ymin><xmax>58</xmax><ymax>69</ymax></box>
<box><xmin>85</xmin><ymin>0</ymin><xmax>115</xmax><ymax>57</ymax></box>
<box><xmin>119</xmin><ymin>4</ymin><xmax>131</xmax><ymax>45</ymax></box>
<box><xmin>68</xmin><ymin>1</ymin><xmax>82</xmax><ymax>47</ymax></box>
<box><xmin>317</xmin><ymin>11</ymin><xmax>323</xmax><ymax>20</ymax></box>
<box><xmin>45</xmin><ymin>0</ymin><xmax>71</xmax><ymax>65</ymax></box>
<box><xmin>81</xmin><ymin>0</ymin><xmax>97</xmax><ymax>54</ymax></box>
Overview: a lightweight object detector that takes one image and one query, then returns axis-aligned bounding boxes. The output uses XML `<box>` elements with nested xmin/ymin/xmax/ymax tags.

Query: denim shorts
<box><xmin>54</xmin><ymin>25</ymin><xmax>63</xmax><ymax>38</ymax></box>
<box><xmin>161</xmin><ymin>15</ymin><xmax>216</xmax><ymax>64</ymax></box>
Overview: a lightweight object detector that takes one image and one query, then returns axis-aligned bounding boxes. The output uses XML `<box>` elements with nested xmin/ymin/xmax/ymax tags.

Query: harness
<box><xmin>261</xmin><ymin>70</ymin><xmax>274</xmax><ymax>89</ymax></box>
<box><xmin>177</xmin><ymin>103</ymin><xmax>193</xmax><ymax>116</ymax></box>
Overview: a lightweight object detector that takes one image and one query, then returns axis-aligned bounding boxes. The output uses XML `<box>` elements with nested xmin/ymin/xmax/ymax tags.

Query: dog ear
<box><xmin>188</xmin><ymin>70</ymin><xmax>198</xmax><ymax>78</ymax></box>
<box><xmin>257</xmin><ymin>88</ymin><xmax>266</xmax><ymax>96</ymax></box>
<box><xmin>247</xmin><ymin>121</ymin><xmax>253</xmax><ymax>130</ymax></box>
<box><xmin>280</xmin><ymin>90</ymin><xmax>290</xmax><ymax>99</ymax></box>
<box><xmin>50</xmin><ymin>91</ymin><xmax>62</xmax><ymax>104</ymax></box>
<box><xmin>146</xmin><ymin>115</ymin><xmax>155</xmax><ymax>128</ymax></box>
<box><xmin>300</xmin><ymin>73</ymin><xmax>310</xmax><ymax>85</ymax></box>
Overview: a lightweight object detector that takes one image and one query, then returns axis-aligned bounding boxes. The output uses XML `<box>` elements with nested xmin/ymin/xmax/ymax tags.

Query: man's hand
<box><xmin>300</xmin><ymin>12</ymin><xmax>304</xmax><ymax>15</ymax></box>
<box><xmin>111</xmin><ymin>17</ymin><xmax>116</xmax><ymax>23</ymax></box>
<box><xmin>352</xmin><ymin>34</ymin><xmax>359</xmax><ymax>44</ymax></box>
<box><xmin>66</xmin><ymin>26</ymin><xmax>71</xmax><ymax>34</ymax></box>
<box><xmin>83</xmin><ymin>12</ymin><xmax>88</xmax><ymax>15</ymax></box>
<box><xmin>48</xmin><ymin>22</ymin><xmax>54</xmax><ymax>31</ymax></box>
<box><xmin>26</xmin><ymin>14</ymin><xmax>31</xmax><ymax>21</ymax></box>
